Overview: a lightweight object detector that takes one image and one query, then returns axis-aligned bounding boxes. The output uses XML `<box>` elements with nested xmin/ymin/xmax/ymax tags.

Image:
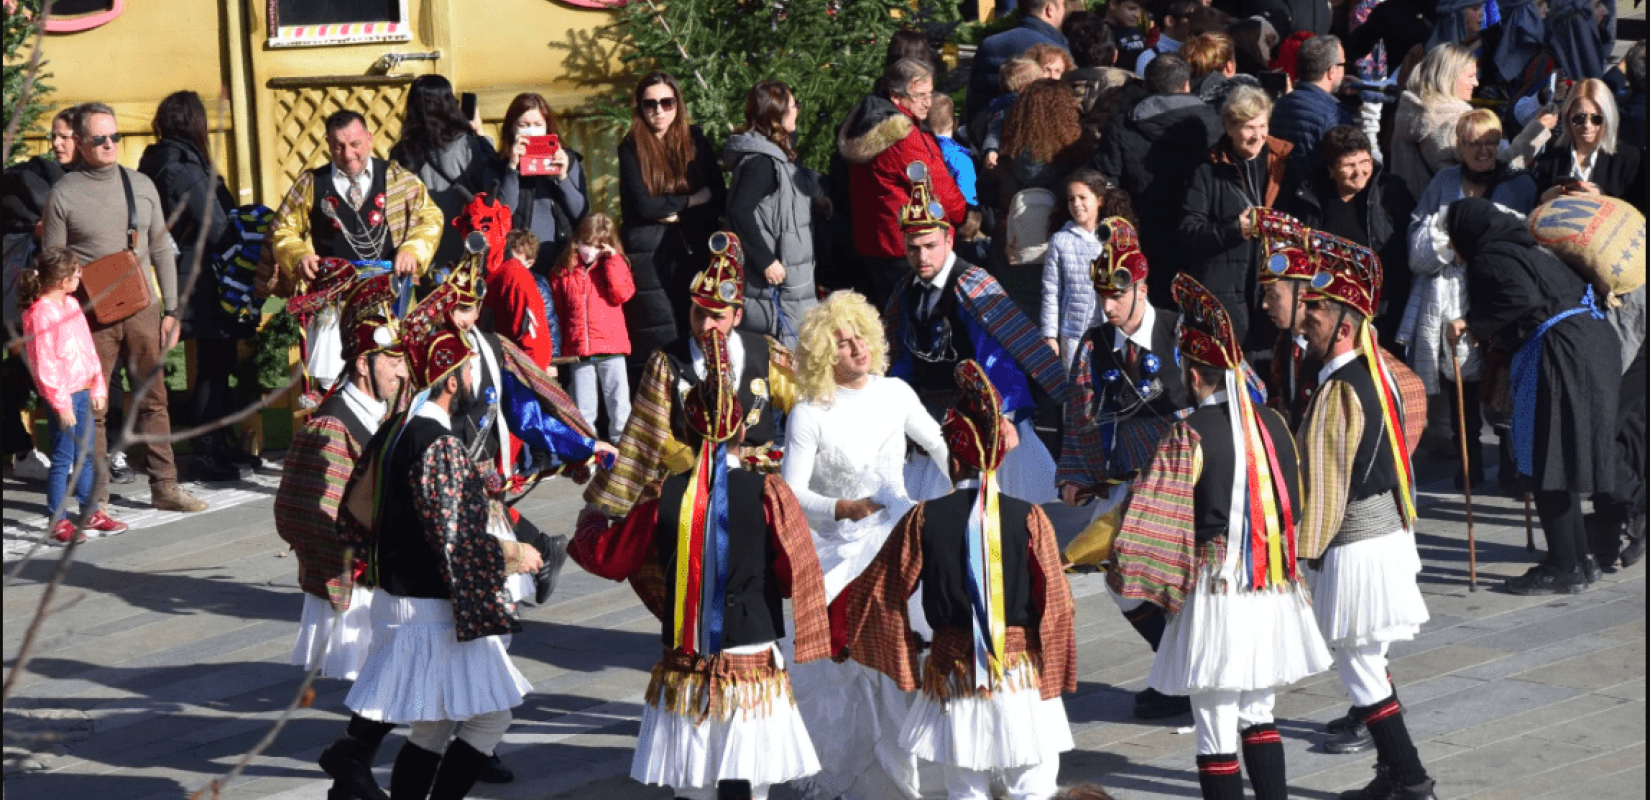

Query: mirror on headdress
<box><xmin>465</xmin><ymin>230</ymin><xmax>488</xmax><ymax>254</ymax></box>
<box><xmin>1267</xmin><ymin>253</ymin><xmax>1290</xmax><ymax>274</ymax></box>
<box><xmin>709</xmin><ymin>231</ymin><xmax>732</xmax><ymax>255</ymax></box>
<box><xmin>906</xmin><ymin>161</ymin><xmax>928</xmax><ymax>183</ymax></box>
<box><xmin>1310</xmin><ymin>272</ymin><xmax>1334</xmax><ymax>290</ymax></box>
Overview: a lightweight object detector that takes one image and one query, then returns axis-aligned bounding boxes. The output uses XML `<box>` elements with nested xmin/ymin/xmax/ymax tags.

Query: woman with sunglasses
<box><xmin>1533</xmin><ymin>78</ymin><xmax>1645</xmax><ymax>212</ymax></box>
<box><xmin>617</xmin><ymin>72</ymin><xmax>727</xmax><ymax>377</ymax></box>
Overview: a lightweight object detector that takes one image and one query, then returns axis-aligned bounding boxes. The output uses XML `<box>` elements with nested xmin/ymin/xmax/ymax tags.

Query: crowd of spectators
<box><xmin>1</xmin><ymin>0</ymin><xmax>1642</xmax><ymax>575</ymax></box>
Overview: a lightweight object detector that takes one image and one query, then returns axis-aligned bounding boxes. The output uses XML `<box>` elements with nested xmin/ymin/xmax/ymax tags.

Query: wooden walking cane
<box><xmin>1451</xmin><ymin>349</ymin><xmax>1477</xmax><ymax>590</ymax></box>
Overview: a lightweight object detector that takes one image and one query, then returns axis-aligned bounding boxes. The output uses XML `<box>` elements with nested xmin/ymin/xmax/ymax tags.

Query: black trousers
<box><xmin>2</xmin><ymin>355</ymin><xmax>33</xmax><ymax>456</ymax></box>
<box><xmin>190</xmin><ymin>338</ymin><xmax>241</xmax><ymax>434</ymax></box>
<box><xmin>1533</xmin><ymin>489</ymin><xmax>1586</xmax><ymax>572</ymax></box>
<box><xmin>1594</xmin><ymin>343</ymin><xmax>1646</xmax><ymax>519</ymax></box>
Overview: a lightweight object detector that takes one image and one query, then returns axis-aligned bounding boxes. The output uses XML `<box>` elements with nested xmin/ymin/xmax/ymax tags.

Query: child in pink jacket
<box><xmin>549</xmin><ymin>213</ymin><xmax>634</xmax><ymax>438</ymax></box>
<box><xmin>21</xmin><ymin>249</ymin><xmax>128</xmax><ymax>542</ymax></box>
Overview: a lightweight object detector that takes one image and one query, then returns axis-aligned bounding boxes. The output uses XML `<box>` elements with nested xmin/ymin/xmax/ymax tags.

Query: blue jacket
<box><xmin>966</xmin><ymin>16</ymin><xmax>1068</xmax><ymax>121</ymax></box>
<box><xmin>936</xmin><ymin>135</ymin><xmax>978</xmax><ymax>206</ymax></box>
<box><xmin>1268</xmin><ymin>84</ymin><xmax>1353</xmax><ymax>172</ymax></box>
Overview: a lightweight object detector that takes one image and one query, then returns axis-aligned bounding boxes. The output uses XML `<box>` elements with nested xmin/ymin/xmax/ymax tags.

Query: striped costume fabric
<box><xmin>274</xmin><ymin>415</ymin><xmax>360</xmax><ymax>599</ymax></box>
<box><xmin>265</xmin><ymin>161</ymin><xmax>444</xmax><ymax>298</ymax></box>
<box><xmin>831</xmin><ymin>503</ymin><xmax>1077</xmax><ymax>701</ymax></box>
<box><xmin>1058</xmin><ymin>331</ymin><xmax>1176</xmax><ymax>488</ymax></box>
<box><xmin>1296</xmin><ymin>381</ymin><xmax>1365</xmax><ymax>561</ymax></box>
<box><xmin>882</xmin><ymin>265</ymin><xmax>1071</xmax><ymax>404</ymax></box>
<box><xmin>584</xmin><ymin>338</ymin><xmax>795</xmax><ymax>517</ymax></box>
<box><xmin>1111</xmin><ymin>422</ymin><xmax>1204</xmax><ymax>615</ymax></box>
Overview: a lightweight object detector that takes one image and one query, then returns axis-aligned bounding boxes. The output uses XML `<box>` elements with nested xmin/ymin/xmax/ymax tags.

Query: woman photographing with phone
<box><xmin>497</xmin><ymin>92</ymin><xmax>590</xmax><ymax>270</ymax></box>
<box><xmin>617</xmin><ymin>71</ymin><xmax>727</xmax><ymax>373</ymax></box>
<box><xmin>1531</xmin><ymin>78</ymin><xmax>1645</xmax><ymax>211</ymax></box>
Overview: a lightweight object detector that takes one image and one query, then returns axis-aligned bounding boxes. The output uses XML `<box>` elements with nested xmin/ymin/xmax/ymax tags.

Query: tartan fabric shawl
<box><xmin>834</xmin><ymin>502</ymin><xmax>1077</xmax><ymax>699</ymax></box>
<box><xmin>883</xmin><ymin>265</ymin><xmax>1071</xmax><ymax>403</ymax></box>
<box><xmin>585</xmin><ymin>337</ymin><xmax>795</xmax><ymax>516</ymax></box>
<box><xmin>1058</xmin><ymin>331</ymin><xmax>1176</xmax><ymax>488</ymax></box>
<box><xmin>266</xmin><ymin>161</ymin><xmax>444</xmax><ymax>298</ymax></box>
<box><xmin>1296</xmin><ymin>380</ymin><xmax>1363</xmax><ymax>561</ymax></box>
<box><xmin>1113</xmin><ymin>421</ymin><xmax>1202</xmax><ymax>615</ymax></box>
<box><xmin>274</xmin><ymin>414</ymin><xmax>360</xmax><ymax>599</ymax></box>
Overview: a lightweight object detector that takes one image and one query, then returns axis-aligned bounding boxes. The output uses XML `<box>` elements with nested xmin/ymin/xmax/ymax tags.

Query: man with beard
<box><xmin>1295</xmin><ymin>240</ymin><xmax>1437</xmax><ymax>800</ymax></box>
<box><xmin>1056</xmin><ymin>216</ymin><xmax>1191</xmax><ymax>720</ymax></box>
<box><xmin>337</xmin><ymin>317</ymin><xmax>542</xmax><ymax>800</ymax></box>
<box><xmin>275</xmin><ymin>273</ymin><xmax>407</xmax><ymax>800</ymax></box>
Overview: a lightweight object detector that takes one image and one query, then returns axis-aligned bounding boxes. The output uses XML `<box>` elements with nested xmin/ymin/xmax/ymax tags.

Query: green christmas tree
<box><xmin>3</xmin><ymin>0</ymin><xmax>54</xmax><ymax>167</ymax></box>
<box><xmin>599</xmin><ymin>0</ymin><xmax>961</xmax><ymax>173</ymax></box>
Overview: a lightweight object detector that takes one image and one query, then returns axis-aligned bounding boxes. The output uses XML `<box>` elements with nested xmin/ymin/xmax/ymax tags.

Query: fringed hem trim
<box><xmin>920</xmin><ymin>627</ymin><xmax>1041</xmax><ymax>703</ymax></box>
<box><xmin>644</xmin><ymin>647</ymin><xmax>794</xmax><ymax>724</ymax></box>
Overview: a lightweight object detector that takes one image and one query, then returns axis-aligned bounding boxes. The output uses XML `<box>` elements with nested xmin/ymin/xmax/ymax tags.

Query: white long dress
<box><xmin>781</xmin><ymin>376</ymin><xmax>949</xmax><ymax>800</ymax></box>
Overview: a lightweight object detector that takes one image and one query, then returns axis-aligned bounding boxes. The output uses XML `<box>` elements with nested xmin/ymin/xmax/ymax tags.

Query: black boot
<box><xmin>427</xmin><ymin>738</ymin><xmax>490</xmax><ymax>800</ymax></box>
<box><xmin>1134</xmin><ymin>687</ymin><xmax>1192</xmax><ymax>719</ymax></box>
<box><xmin>1502</xmin><ymin>562</ymin><xmax>1587</xmax><ymax>595</ymax></box>
<box><xmin>475</xmin><ymin>753</ymin><xmax>514</xmax><ymax>784</ymax></box>
<box><xmin>388</xmin><ymin>741</ymin><xmax>442</xmax><ymax>800</ymax></box>
<box><xmin>1241</xmin><ymin>723</ymin><xmax>1288</xmax><ymax>800</ymax></box>
<box><xmin>191</xmin><ymin>433</ymin><xmax>248</xmax><ymax>482</ymax></box>
<box><xmin>1361</xmin><ymin>695</ymin><xmax>1434</xmax><ymax>795</ymax></box>
<box><xmin>318</xmin><ymin>715</ymin><xmax>395</xmax><ymax>800</ymax></box>
<box><xmin>1622</xmin><ymin>513</ymin><xmax>1647</xmax><ymax>568</ymax></box>
<box><xmin>1196</xmin><ymin>753</ymin><xmax>1245</xmax><ymax>800</ymax></box>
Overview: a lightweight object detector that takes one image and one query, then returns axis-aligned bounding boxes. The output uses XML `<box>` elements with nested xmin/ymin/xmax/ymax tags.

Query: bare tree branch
<box><xmin>1</xmin><ymin>0</ymin><xmax>54</xmax><ymax>163</ymax></box>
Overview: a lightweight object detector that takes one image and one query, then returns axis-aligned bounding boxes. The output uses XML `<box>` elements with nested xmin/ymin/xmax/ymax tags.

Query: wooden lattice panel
<box><xmin>267</xmin><ymin>77</ymin><xmax>411</xmax><ymax>198</ymax></box>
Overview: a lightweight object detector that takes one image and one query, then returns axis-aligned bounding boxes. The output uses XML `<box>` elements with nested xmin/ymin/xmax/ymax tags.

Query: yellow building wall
<box><xmin>17</xmin><ymin>0</ymin><xmax>627</xmax><ymax>212</ymax></box>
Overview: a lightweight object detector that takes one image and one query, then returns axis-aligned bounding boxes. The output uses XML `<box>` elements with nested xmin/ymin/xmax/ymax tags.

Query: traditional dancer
<box><xmin>268</xmin><ymin>110</ymin><xmax>442</xmax><ymax>399</ymax></box>
<box><xmin>832</xmin><ymin>359</ymin><xmax>1076</xmax><ymax>800</ymax></box>
<box><xmin>337</xmin><ymin>317</ymin><xmax>541</xmax><ymax>800</ymax></box>
<box><xmin>1111</xmin><ymin>274</ymin><xmax>1332</xmax><ymax>800</ymax></box>
<box><xmin>1055</xmin><ymin>216</ymin><xmax>1191</xmax><ymax>720</ymax></box>
<box><xmin>1294</xmin><ymin>239</ymin><xmax>1437</xmax><ymax>800</ymax></box>
<box><xmin>782</xmin><ymin>290</ymin><xmax>949</xmax><ymax>799</ymax></box>
<box><xmin>568</xmin><ymin>328</ymin><xmax>830</xmax><ymax>800</ymax></box>
<box><xmin>583</xmin><ymin>231</ymin><xmax>798</xmax><ymax>517</ymax></box>
<box><xmin>1251</xmin><ymin>212</ymin><xmax>1427</xmax><ymax>750</ymax></box>
<box><xmin>883</xmin><ymin>162</ymin><xmax>1069</xmax><ymax>504</ymax></box>
<box><xmin>274</xmin><ymin>274</ymin><xmax>405</xmax><ymax>800</ymax></box>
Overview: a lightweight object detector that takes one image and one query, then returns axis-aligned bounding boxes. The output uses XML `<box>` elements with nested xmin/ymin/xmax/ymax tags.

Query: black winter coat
<box><xmin>137</xmin><ymin>137</ymin><xmax>236</xmax><ymax>340</ymax></box>
<box><xmin>1283</xmin><ymin>166</ymin><xmax>1416</xmax><ymax>331</ymax></box>
<box><xmin>1</xmin><ymin>155</ymin><xmax>67</xmax><ymax>234</ymax></box>
<box><xmin>616</xmin><ymin>126</ymin><xmax>727</xmax><ymax>376</ymax></box>
<box><xmin>1529</xmin><ymin>143</ymin><xmax>1646</xmax><ymax>213</ymax></box>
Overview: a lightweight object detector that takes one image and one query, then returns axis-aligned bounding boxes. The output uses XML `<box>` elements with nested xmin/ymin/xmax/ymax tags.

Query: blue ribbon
<box><xmin>1510</xmin><ymin>287</ymin><xmax>1605</xmax><ymax>478</ymax></box>
<box><xmin>962</xmin><ymin>488</ymin><xmax>993</xmax><ymax>686</ymax></box>
<box><xmin>699</xmin><ymin>443</ymin><xmax>731</xmax><ymax>654</ymax></box>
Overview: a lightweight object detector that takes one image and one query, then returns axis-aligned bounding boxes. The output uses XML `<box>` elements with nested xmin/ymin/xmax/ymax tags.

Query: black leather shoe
<box><xmin>1503</xmin><ymin>563</ymin><xmax>1587</xmax><ymax>596</ymax></box>
<box><xmin>192</xmin><ymin>452</ymin><xmax>248</xmax><ymax>483</ymax></box>
<box><xmin>318</xmin><ymin>738</ymin><xmax>391</xmax><ymax>800</ymax></box>
<box><xmin>1338</xmin><ymin>764</ymin><xmax>1395</xmax><ymax>799</ymax></box>
<box><xmin>1622</xmin><ymin>531</ymin><xmax>1646</xmax><ymax>569</ymax></box>
<box><xmin>1133</xmin><ymin>688</ymin><xmax>1192</xmax><ymax>720</ymax></box>
<box><xmin>475</xmin><ymin>753</ymin><xmax>514</xmax><ymax>784</ymax></box>
<box><xmin>1324</xmin><ymin>718</ymin><xmax>1375</xmax><ymax>754</ymax></box>
<box><xmin>1326</xmin><ymin>705</ymin><xmax>1360</xmax><ymax>736</ymax></box>
<box><xmin>1583</xmin><ymin>555</ymin><xmax>1602</xmax><ymax>584</ymax></box>
<box><xmin>1393</xmin><ymin>779</ymin><xmax>1439</xmax><ymax>800</ymax></box>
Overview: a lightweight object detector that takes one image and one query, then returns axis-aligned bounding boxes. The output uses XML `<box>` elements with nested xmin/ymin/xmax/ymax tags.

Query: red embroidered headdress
<box><xmin>899</xmin><ymin>161</ymin><xmax>951</xmax><ymax>234</ymax></box>
<box><xmin>1172</xmin><ymin>273</ymin><xmax>1243</xmax><ymax>370</ymax></box>
<box><xmin>339</xmin><ymin>273</ymin><xmax>403</xmax><ymax>363</ymax></box>
<box><xmin>682</xmin><ymin>328</ymin><xmax>743</xmax><ymax>443</ymax></box>
<box><xmin>452</xmin><ymin>192</ymin><xmax>513</xmax><ymax>276</ymax></box>
<box><xmin>1090</xmin><ymin>216</ymin><xmax>1149</xmax><ymax>296</ymax></box>
<box><xmin>689</xmin><ymin>232</ymin><xmax>746</xmax><ymax>311</ymax></box>
<box><xmin>943</xmin><ymin>360</ymin><xmax>1008</xmax><ymax>473</ymax></box>
<box><xmin>1246</xmin><ymin>209</ymin><xmax>1315</xmax><ymax>285</ymax></box>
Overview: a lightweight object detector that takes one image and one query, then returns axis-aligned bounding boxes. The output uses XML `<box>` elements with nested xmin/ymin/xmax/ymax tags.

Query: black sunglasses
<box><xmin>1569</xmin><ymin>113</ymin><xmax>1605</xmax><ymax>127</ymax></box>
<box><xmin>640</xmin><ymin>97</ymin><xmax>677</xmax><ymax>113</ymax></box>
<box><xmin>84</xmin><ymin>133</ymin><xmax>122</xmax><ymax>147</ymax></box>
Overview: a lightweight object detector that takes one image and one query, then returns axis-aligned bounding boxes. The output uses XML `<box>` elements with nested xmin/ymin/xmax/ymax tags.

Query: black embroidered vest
<box><xmin>898</xmin><ymin>264</ymin><xmax>978</xmax><ymax>395</ymax></box>
<box><xmin>651</xmin><ymin>468</ymin><xmax>782</xmax><ymax>649</ymax></box>
<box><xmin>1183</xmin><ymin>400</ymin><xmax>1302</xmax><ymax>545</ymax></box>
<box><xmin>918</xmin><ymin>489</ymin><xmax>1036</xmax><ymax>631</ymax></box>
<box><xmin>1324</xmin><ymin>360</ymin><xmax>1400</xmax><ymax>502</ymax></box>
<box><xmin>1087</xmin><ymin>307</ymin><xmax>1189</xmax><ymax>419</ymax></box>
<box><xmin>308</xmin><ymin>159</ymin><xmax>397</xmax><ymax>262</ymax></box>
<box><xmin>375</xmin><ymin>416</ymin><xmax>457</xmax><ymax>600</ymax></box>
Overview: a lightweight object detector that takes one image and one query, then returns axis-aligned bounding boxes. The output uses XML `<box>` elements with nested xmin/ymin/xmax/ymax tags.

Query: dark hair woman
<box><xmin>390</xmin><ymin>74</ymin><xmax>498</xmax><ymax>271</ymax></box>
<box><xmin>1447</xmin><ymin>197</ymin><xmax>1623</xmax><ymax>595</ymax></box>
<box><xmin>617</xmin><ymin>71</ymin><xmax>727</xmax><ymax>372</ymax></box>
<box><xmin>136</xmin><ymin>89</ymin><xmax>247</xmax><ymax>480</ymax></box>
<box><xmin>497</xmin><ymin>92</ymin><xmax>590</xmax><ymax>269</ymax></box>
<box><xmin>722</xmin><ymin>80</ymin><xmax>823</xmax><ymax>348</ymax></box>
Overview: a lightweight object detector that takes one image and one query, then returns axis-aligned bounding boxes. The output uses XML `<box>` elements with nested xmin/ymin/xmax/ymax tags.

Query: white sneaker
<box><xmin>111</xmin><ymin>451</ymin><xmax>129</xmax><ymax>472</ymax></box>
<box><xmin>14</xmin><ymin>450</ymin><xmax>51</xmax><ymax>482</ymax></box>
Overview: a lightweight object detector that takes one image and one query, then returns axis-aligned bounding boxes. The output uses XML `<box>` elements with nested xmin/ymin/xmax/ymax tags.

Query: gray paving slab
<box><xmin>4</xmin><ymin>458</ymin><xmax>1646</xmax><ymax>799</ymax></box>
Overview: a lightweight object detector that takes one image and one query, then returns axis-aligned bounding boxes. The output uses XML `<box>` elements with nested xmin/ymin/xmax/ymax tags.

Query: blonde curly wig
<box><xmin>795</xmin><ymin>291</ymin><xmax>890</xmax><ymax>407</ymax></box>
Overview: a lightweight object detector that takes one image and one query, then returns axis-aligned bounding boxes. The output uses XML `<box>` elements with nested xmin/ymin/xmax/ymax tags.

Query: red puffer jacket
<box><xmin>838</xmin><ymin>93</ymin><xmax>968</xmax><ymax>260</ymax></box>
<box><xmin>550</xmin><ymin>251</ymin><xmax>636</xmax><ymax>357</ymax></box>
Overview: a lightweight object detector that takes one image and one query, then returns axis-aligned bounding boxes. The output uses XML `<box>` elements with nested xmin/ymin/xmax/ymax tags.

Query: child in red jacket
<box><xmin>550</xmin><ymin>214</ymin><xmax>634</xmax><ymax>437</ymax></box>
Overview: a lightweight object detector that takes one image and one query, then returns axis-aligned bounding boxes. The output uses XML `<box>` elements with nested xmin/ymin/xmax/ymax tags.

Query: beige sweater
<box><xmin>41</xmin><ymin>163</ymin><xmax>178</xmax><ymax>312</ymax></box>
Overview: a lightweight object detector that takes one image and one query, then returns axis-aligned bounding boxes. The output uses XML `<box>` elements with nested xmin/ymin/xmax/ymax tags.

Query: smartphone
<box><xmin>460</xmin><ymin>91</ymin><xmax>478</xmax><ymax>121</ymax></box>
<box><xmin>1258</xmin><ymin>70</ymin><xmax>1289</xmax><ymax>96</ymax></box>
<box><xmin>520</xmin><ymin>134</ymin><xmax>563</xmax><ymax>177</ymax></box>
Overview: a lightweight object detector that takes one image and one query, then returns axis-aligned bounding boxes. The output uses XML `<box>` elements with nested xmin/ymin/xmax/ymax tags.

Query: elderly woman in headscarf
<box><xmin>1548</xmin><ymin>0</ymin><xmax>1616</xmax><ymax>80</ymax></box>
<box><xmin>1426</xmin><ymin>0</ymin><xmax>1487</xmax><ymax>50</ymax></box>
<box><xmin>1484</xmin><ymin>0</ymin><xmax>1548</xmax><ymax>90</ymax></box>
<box><xmin>1446</xmin><ymin>197</ymin><xmax>1621</xmax><ymax>596</ymax></box>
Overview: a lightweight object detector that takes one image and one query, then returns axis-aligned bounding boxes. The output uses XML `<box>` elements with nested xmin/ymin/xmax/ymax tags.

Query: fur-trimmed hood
<box><xmin>838</xmin><ymin>93</ymin><xmax>917</xmax><ymax>165</ymax></box>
